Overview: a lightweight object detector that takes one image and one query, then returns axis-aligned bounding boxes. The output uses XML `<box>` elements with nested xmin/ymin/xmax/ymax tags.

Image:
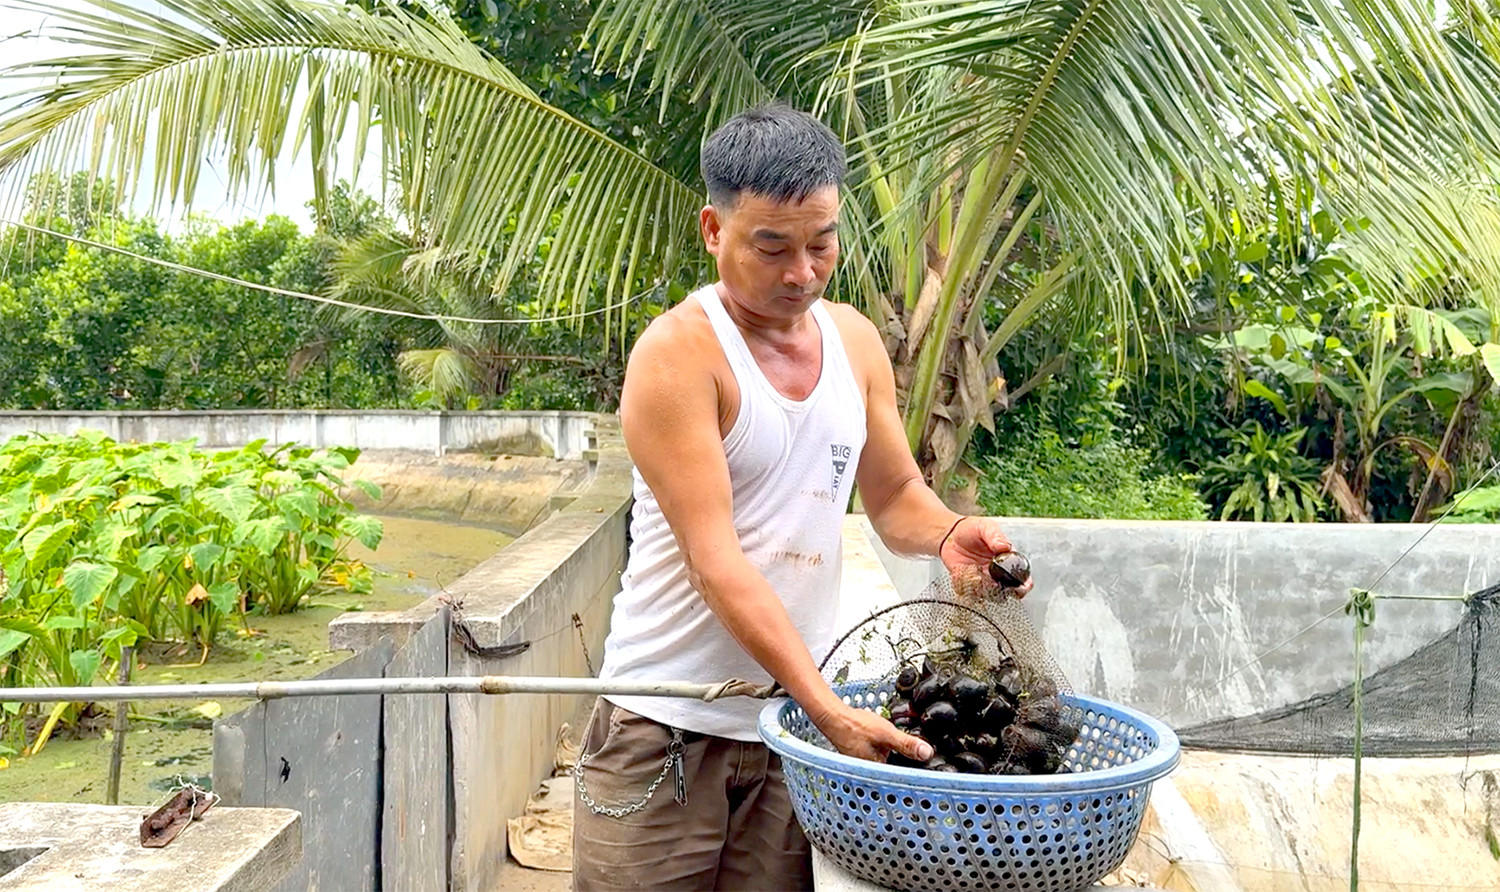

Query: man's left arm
<box><xmin>839</xmin><ymin>307</ymin><xmax>1032</xmax><ymax>587</ymax></box>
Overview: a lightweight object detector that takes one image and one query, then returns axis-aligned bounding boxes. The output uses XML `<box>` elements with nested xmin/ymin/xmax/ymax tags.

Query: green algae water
<box><xmin>0</xmin><ymin>515</ymin><xmax>512</xmax><ymax>806</ymax></box>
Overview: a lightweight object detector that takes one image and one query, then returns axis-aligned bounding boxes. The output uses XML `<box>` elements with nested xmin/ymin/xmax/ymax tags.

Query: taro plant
<box><xmin>1201</xmin><ymin>422</ymin><xmax>1325</xmax><ymax>522</ymax></box>
<box><xmin>0</xmin><ymin>430</ymin><xmax>382</xmax><ymax>749</ymax></box>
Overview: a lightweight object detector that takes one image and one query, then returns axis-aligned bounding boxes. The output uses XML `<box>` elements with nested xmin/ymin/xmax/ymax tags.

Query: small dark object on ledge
<box><xmin>140</xmin><ymin>784</ymin><xmax>219</xmax><ymax>848</ymax></box>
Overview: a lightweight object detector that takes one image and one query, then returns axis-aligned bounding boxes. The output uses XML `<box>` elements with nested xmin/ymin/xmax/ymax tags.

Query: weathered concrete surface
<box><xmin>343</xmin><ymin>450</ymin><xmax>590</xmax><ymax>536</ymax></box>
<box><xmin>0</xmin><ymin>409</ymin><xmax>595</xmax><ymax>459</ymax></box>
<box><xmin>446</xmin><ymin>435</ymin><xmax>629</xmax><ymax>891</ymax></box>
<box><xmin>812</xmin><ymin>852</ymin><xmax>1141</xmax><ymax>892</ymax></box>
<box><xmin>833</xmin><ymin>516</ymin><xmax>906</xmax><ymax>633</ymax></box>
<box><xmin>312</xmin><ymin>416</ymin><xmax>631</xmax><ymax>891</ymax></box>
<box><xmin>1158</xmin><ymin>750</ymin><xmax>1500</xmax><ymax>891</ymax></box>
<box><xmin>863</xmin><ymin>518</ymin><xmax>1500</xmax><ymax>728</ymax></box>
<box><xmin>213</xmin><ymin>639</ymin><xmax>392</xmax><ymax>892</ymax></box>
<box><xmin>0</xmin><ymin>802</ymin><xmax>299</xmax><ymax>891</ymax></box>
<box><xmin>382</xmin><ymin>611</ymin><xmax>450</xmax><ymax>892</ymax></box>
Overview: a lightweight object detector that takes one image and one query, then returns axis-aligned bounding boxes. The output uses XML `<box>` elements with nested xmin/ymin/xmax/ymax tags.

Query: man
<box><xmin>572</xmin><ymin>104</ymin><xmax>1029</xmax><ymax>892</ymax></box>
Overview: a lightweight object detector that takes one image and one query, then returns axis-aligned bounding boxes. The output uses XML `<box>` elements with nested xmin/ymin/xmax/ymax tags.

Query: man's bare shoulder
<box><xmin>821</xmin><ymin>300</ymin><xmax>881</xmax><ymax>337</ymax></box>
<box><xmin>629</xmin><ymin>295</ymin><xmax>718</xmax><ymax>370</ymax></box>
<box><xmin>821</xmin><ymin>300</ymin><xmax>888</xmax><ymax>371</ymax></box>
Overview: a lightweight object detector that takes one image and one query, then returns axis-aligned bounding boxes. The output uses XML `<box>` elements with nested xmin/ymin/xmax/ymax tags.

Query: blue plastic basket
<box><xmin>759</xmin><ymin>681</ymin><xmax>1180</xmax><ymax>892</ymax></box>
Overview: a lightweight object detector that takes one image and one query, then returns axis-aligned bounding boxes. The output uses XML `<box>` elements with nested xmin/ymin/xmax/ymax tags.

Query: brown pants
<box><xmin>571</xmin><ymin>698</ymin><xmax>813</xmax><ymax>892</ymax></box>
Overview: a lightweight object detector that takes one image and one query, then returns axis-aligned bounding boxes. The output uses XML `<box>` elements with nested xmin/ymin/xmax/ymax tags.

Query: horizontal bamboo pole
<box><xmin>0</xmin><ymin>676</ymin><xmax>773</xmax><ymax>704</ymax></box>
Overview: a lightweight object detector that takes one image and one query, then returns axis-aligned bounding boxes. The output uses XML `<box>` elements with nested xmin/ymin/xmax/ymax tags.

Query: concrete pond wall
<box><xmin>211</xmin><ymin>414</ymin><xmax>634</xmax><ymax>892</ymax></box>
<box><xmin>0</xmin><ymin>409</ymin><xmax>596</xmax><ymax>459</ymax></box>
<box><xmin>864</xmin><ymin>516</ymin><xmax>1500</xmax><ymax>892</ymax></box>
<box><xmin>11</xmin><ymin>406</ymin><xmax>1500</xmax><ymax>890</ymax></box>
<box><xmin>866</xmin><ymin>517</ymin><xmax>1500</xmax><ymax>728</ymax></box>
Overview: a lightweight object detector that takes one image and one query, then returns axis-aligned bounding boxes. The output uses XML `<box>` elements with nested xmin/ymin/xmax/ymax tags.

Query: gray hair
<box><xmin>700</xmin><ymin>104</ymin><xmax>846</xmax><ymax>209</ymax></box>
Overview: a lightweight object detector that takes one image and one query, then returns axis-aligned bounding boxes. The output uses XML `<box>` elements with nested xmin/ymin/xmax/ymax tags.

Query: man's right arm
<box><xmin>620</xmin><ymin>313</ymin><xmax>932</xmax><ymax>764</ymax></box>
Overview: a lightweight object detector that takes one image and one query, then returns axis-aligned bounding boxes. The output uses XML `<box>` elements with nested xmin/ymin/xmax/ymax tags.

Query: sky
<box><xmin>1</xmin><ymin>0</ymin><xmax>384</xmax><ymax>233</ymax></box>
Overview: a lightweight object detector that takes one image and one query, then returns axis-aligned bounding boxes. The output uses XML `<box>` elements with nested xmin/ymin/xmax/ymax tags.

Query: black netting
<box><xmin>818</xmin><ymin>561</ymin><xmax>1083</xmax><ymax>775</ymax></box>
<box><xmin>1179</xmin><ymin>583</ymin><xmax>1500</xmax><ymax>756</ymax></box>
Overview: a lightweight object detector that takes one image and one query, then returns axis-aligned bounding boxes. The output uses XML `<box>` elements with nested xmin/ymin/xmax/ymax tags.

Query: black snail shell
<box><xmin>1029</xmin><ymin>675</ymin><xmax>1060</xmax><ymax>699</ymax></box>
<box><xmin>920</xmin><ymin>701</ymin><xmax>961</xmax><ymax>737</ymax></box>
<box><xmin>887</xmin><ymin>751</ymin><xmax>923</xmax><ymax>769</ymax></box>
<box><xmin>1001</xmin><ymin>724</ymin><xmax>1052</xmax><ymax>762</ymax></box>
<box><xmin>989</xmin><ymin>552</ymin><xmax>1031</xmax><ymax>588</ymax></box>
<box><xmin>950</xmin><ymin>674</ymin><xmax>991</xmax><ymax>714</ymax></box>
<box><xmin>992</xmin><ymin>666</ymin><xmax>1025</xmax><ymax>704</ymax></box>
<box><xmin>932</xmin><ymin>665</ymin><xmax>959</xmax><ymax>697</ymax></box>
<box><xmin>949</xmin><ymin>752</ymin><xmax>988</xmax><ymax>774</ymax></box>
<box><xmin>887</xmin><ymin>698</ymin><xmax>916</xmax><ymax>726</ymax></box>
<box><xmin>969</xmin><ymin>732</ymin><xmax>1001</xmax><ymax>758</ymax></box>
<box><xmin>980</xmin><ymin>697</ymin><xmax>1016</xmax><ymax>734</ymax></box>
<box><xmin>912</xmin><ymin>675</ymin><xmax>948</xmax><ymax>712</ymax></box>
<box><xmin>894</xmin><ymin>664</ymin><xmax>921</xmax><ymax>697</ymax></box>
<box><xmin>1017</xmin><ymin>696</ymin><xmax>1070</xmax><ymax>739</ymax></box>
<box><xmin>989</xmin><ymin>760</ymin><xmax>1032</xmax><ymax>776</ymax></box>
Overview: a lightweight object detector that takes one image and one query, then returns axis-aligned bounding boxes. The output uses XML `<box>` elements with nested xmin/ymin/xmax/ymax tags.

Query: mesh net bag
<box><xmin>818</xmin><ymin>555</ymin><xmax>1083</xmax><ymax>776</ymax></box>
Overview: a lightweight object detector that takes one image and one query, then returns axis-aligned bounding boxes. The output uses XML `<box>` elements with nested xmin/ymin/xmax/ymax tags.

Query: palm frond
<box><xmin>397</xmin><ymin>347</ymin><xmax>480</xmax><ymax>401</ymax></box>
<box><xmin>0</xmin><ymin>0</ymin><xmax>701</xmax><ymax>324</ymax></box>
<box><xmin>827</xmin><ymin>0</ymin><xmax>1500</xmax><ymax>331</ymax></box>
<box><xmin>586</xmin><ymin>0</ymin><xmax>878</xmax><ymax>133</ymax></box>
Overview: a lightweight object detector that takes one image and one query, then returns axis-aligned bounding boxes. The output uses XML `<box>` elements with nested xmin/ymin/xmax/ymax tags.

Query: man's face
<box><xmin>700</xmin><ymin>186</ymin><xmax>839</xmax><ymax>320</ymax></box>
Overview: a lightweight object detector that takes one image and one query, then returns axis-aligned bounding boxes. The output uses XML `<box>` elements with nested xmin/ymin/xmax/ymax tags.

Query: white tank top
<box><xmin>598</xmin><ymin>286</ymin><xmax>868</xmax><ymax>740</ymax></box>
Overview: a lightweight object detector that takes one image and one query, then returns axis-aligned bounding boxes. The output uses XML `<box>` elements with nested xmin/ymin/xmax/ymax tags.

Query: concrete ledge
<box><xmin>0</xmin><ymin>802</ymin><xmax>300</xmax><ymax>892</ymax></box>
<box><xmin>318</xmin><ymin>416</ymin><xmax>633</xmax><ymax>892</ymax></box>
<box><xmin>328</xmin><ymin>603</ymin><xmax>439</xmax><ymax>653</ymax></box>
<box><xmin>0</xmin><ymin>409</ymin><xmax>597</xmax><ymax>459</ymax></box>
<box><xmin>446</xmin><ymin>417</ymin><xmax>632</xmax><ymax>892</ymax></box>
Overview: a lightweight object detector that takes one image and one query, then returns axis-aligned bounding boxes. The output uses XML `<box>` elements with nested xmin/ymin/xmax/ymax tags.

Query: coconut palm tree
<box><xmin>7</xmin><ymin>0</ymin><xmax>1500</xmax><ymax>500</ymax></box>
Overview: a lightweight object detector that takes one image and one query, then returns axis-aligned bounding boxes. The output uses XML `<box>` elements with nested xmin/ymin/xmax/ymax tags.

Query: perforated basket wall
<box><xmin>759</xmin><ymin>681</ymin><xmax>1179</xmax><ymax>892</ymax></box>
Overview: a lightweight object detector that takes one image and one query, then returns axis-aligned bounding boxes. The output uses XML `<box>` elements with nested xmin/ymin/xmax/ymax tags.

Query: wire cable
<box><xmin>1</xmin><ymin>218</ymin><xmax>650</xmax><ymax>325</ymax></box>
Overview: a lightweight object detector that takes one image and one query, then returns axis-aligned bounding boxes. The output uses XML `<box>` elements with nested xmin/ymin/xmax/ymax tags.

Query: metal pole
<box><xmin>0</xmin><ymin>675</ymin><xmax>773</xmax><ymax>705</ymax></box>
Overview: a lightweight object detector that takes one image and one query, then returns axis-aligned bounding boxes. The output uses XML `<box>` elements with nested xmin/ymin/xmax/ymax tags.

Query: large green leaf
<box><xmin>154</xmin><ymin>460</ymin><xmax>203</xmax><ymax>491</ymax></box>
<box><xmin>135</xmin><ymin>545</ymin><xmax>172</xmax><ymax>573</ymax></box>
<box><xmin>0</xmin><ymin>627</ymin><xmax>29</xmax><ymax>659</ymax></box>
<box><xmin>187</xmin><ymin>542</ymin><xmax>227</xmax><ymax>572</ymax></box>
<box><xmin>833</xmin><ymin>0</ymin><xmax>1500</xmax><ymax>316</ymax></box>
<box><xmin>338</xmin><ymin>514</ymin><xmax>384</xmax><ymax>551</ymax></box>
<box><xmin>206</xmin><ymin>582</ymin><xmax>239</xmax><ymax>615</ymax></box>
<box><xmin>1242</xmin><ymin>380</ymin><xmax>1289</xmax><ymax>418</ymax></box>
<box><xmin>1481</xmin><ymin>343</ymin><xmax>1500</xmax><ymax>386</ymax></box>
<box><xmin>200</xmin><ymin>484</ymin><xmax>258</xmax><ymax>526</ymax></box>
<box><xmin>22</xmin><ymin>521</ymin><xmax>75</xmax><ymax>567</ymax></box>
<box><xmin>63</xmin><ymin>560</ymin><xmax>119</xmax><ymax>610</ymax></box>
<box><xmin>68</xmin><ymin>648</ymin><xmax>101</xmax><ymax>684</ymax></box>
<box><xmin>237</xmin><ymin>517</ymin><xmax>289</xmax><ymax>554</ymax></box>
<box><xmin>276</xmin><ymin>490</ymin><xmax>319</xmax><ymax>523</ymax></box>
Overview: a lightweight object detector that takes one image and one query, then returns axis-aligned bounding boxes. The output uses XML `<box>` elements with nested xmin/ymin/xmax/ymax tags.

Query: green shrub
<box><xmin>976</xmin><ymin>427</ymin><xmax>1208</xmax><ymax>520</ymax></box>
<box><xmin>1436</xmin><ymin>485</ymin><xmax>1500</xmax><ymax>523</ymax></box>
<box><xmin>1201</xmin><ymin>423</ymin><xmax>1325</xmax><ymax>522</ymax></box>
<box><xmin>0</xmin><ymin>431</ymin><xmax>382</xmax><ymax>744</ymax></box>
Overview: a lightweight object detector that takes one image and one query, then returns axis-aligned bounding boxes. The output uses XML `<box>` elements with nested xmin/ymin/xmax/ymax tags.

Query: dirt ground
<box><xmin>496</xmin><ymin>860</ymin><xmax>572</xmax><ymax>892</ymax></box>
